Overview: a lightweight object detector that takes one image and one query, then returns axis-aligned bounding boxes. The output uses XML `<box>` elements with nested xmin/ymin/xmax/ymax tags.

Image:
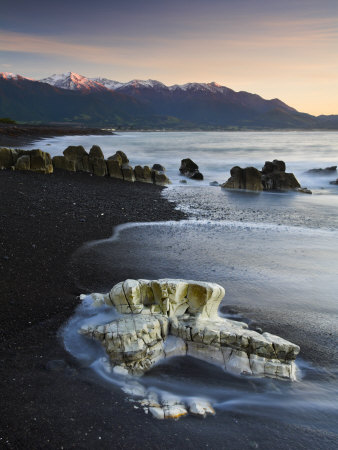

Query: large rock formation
<box><xmin>0</xmin><ymin>145</ymin><xmax>170</xmax><ymax>185</ymax></box>
<box><xmin>222</xmin><ymin>166</ymin><xmax>263</xmax><ymax>191</ymax></box>
<box><xmin>80</xmin><ymin>279</ymin><xmax>300</xmax><ymax>380</ymax></box>
<box><xmin>222</xmin><ymin>160</ymin><xmax>301</xmax><ymax>192</ymax></box>
<box><xmin>179</xmin><ymin>158</ymin><xmax>203</xmax><ymax>180</ymax></box>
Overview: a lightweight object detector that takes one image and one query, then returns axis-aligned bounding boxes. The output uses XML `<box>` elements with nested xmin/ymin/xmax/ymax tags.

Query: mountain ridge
<box><xmin>1</xmin><ymin>72</ymin><xmax>337</xmax><ymax>129</ymax></box>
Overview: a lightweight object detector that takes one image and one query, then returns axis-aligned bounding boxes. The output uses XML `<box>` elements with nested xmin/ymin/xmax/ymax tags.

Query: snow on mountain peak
<box><xmin>40</xmin><ymin>72</ymin><xmax>107</xmax><ymax>91</ymax></box>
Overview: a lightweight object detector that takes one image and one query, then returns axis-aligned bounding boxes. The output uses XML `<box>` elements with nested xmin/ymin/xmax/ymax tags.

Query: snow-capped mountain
<box><xmin>90</xmin><ymin>77</ymin><xmax>124</xmax><ymax>90</ymax></box>
<box><xmin>39</xmin><ymin>72</ymin><xmax>107</xmax><ymax>92</ymax></box>
<box><xmin>3</xmin><ymin>70</ymin><xmax>326</xmax><ymax>129</ymax></box>
<box><xmin>0</xmin><ymin>72</ymin><xmax>32</xmax><ymax>81</ymax></box>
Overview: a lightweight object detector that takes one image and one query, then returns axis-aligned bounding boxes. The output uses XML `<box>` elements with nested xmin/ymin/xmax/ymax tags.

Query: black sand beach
<box><xmin>0</xmin><ymin>124</ymin><xmax>113</xmax><ymax>148</ymax></box>
<box><xmin>0</xmin><ymin>169</ymin><xmax>337</xmax><ymax>449</ymax></box>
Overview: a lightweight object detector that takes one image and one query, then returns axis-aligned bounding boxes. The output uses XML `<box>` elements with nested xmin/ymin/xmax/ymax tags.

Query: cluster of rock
<box><xmin>80</xmin><ymin>279</ymin><xmax>300</xmax><ymax>383</ymax></box>
<box><xmin>179</xmin><ymin>158</ymin><xmax>203</xmax><ymax>180</ymax></box>
<box><xmin>0</xmin><ymin>146</ymin><xmax>170</xmax><ymax>185</ymax></box>
<box><xmin>221</xmin><ymin>159</ymin><xmax>308</xmax><ymax>192</ymax></box>
<box><xmin>120</xmin><ymin>381</ymin><xmax>215</xmax><ymax>419</ymax></box>
<box><xmin>0</xmin><ymin>147</ymin><xmax>53</xmax><ymax>173</ymax></box>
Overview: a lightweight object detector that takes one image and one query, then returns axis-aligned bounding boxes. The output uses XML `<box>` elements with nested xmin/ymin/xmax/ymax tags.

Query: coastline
<box><xmin>0</xmin><ymin>124</ymin><xmax>114</xmax><ymax>148</ymax></box>
<box><xmin>0</xmin><ymin>169</ymin><xmax>337</xmax><ymax>448</ymax></box>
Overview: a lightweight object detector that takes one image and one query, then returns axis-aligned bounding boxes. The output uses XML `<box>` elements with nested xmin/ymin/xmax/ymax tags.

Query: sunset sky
<box><xmin>1</xmin><ymin>0</ymin><xmax>337</xmax><ymax>115</ymax></box>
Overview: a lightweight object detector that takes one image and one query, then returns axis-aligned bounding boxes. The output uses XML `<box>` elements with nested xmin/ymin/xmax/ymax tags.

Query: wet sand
<box><xmin>0</xmin><ymin>170</ymin><xmax>337</xmax><ymax>449</ymax></box>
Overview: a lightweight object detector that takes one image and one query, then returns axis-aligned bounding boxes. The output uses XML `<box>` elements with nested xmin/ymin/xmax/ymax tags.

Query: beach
<box><xmin>0</xmin><ymin>162</ymin><xmax>337</xmax><ymax>448</ymax></box>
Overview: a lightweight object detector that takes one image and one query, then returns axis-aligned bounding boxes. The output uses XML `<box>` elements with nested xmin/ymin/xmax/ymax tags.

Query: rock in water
<box><xmin>222</xmin><ymin>160</ymin><xmax>301</xmax><ymax>192</ymax></box>
<box><xmin>221</xmin><ymin>166</ymin><xmax>263</xmax><ymax>191</ymax></box>
<box><xmin>179</xmin><ymin>158</ymin><xmax>203</xmax><ymax>180</ymax></box>
<box><xmin>134</xmin><ymin>165</ymin><xmax>153</xmax><ymax>183</ymax></box>
<box><xmin>330</xmin><ymin>179</ymin><xmax>338</xmax><ymax>185</ymax></box>
<box><xmin>79</xmin><ymin>279</ymin><xmax>300</xmax><ymax>380</ymax></box>
<box><xmin>306</xmin><ymin>166</ymin><xmax>337</xmax><ymax>175</ymax></box>
<box><xmin>152</xmin><ymin>164</ymin><xmax>166</xmax><ymax>172</ymax></box>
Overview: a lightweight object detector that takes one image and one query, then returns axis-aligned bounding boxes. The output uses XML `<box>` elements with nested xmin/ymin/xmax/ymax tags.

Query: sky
<box><xmin>1</xmin><ymin>0</ymin><xmax>337</xmax><ymax>115</ymax></box>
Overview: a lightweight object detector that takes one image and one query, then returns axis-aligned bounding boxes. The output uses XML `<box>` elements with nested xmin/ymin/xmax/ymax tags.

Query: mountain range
<box><xmin>1</xmin><ymin>71</ymin><xmax>337</xmax><ymax>129</ymax></box>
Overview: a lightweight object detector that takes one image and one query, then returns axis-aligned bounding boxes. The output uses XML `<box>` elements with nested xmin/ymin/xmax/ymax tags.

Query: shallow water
<box><xmin>64</xmin><ymin>220</ymin><xmax>338</xmax><ymax>431</ymax></box>
<box><xmin>24</xmin><ymin>130</ymin><xmax>338</xmax><ymax>194</ymax></box>
<box><xmin>53</xmin><ymin>131</ymin><xmax>337</xmax><ymax>437</ymax></box>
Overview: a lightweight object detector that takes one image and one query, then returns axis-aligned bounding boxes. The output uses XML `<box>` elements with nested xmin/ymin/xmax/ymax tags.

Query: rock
<box><xmin>209</xmin><ymin>181</ymin><xmax>219</xmax><ymax>186</ymax></box>
<box><xmin>262</xmin><ymin>171</ymin><xmax>300</xmax><ymax>190</ymax></box>
<box><xmin>0</xmin><ymin>148</ymin><xmax>15</xmax><ymax>169</ymax></box>
<box><xmin>179</xmin><ymin>179</ymin><xmax>187</xmax><ymax>184</ymax></box>
<box><xmin>15</xmin><ymin>155</ymin><xmax>30</xmax><ymax>171</ymax></box>
<box><xmin>149</xmin><ymin>407</ymin><xmax>165</xmax><ymax>420</ymax></box>
<box><xmin>134</xmin><ymin>165</ymin><xmax>153</xmax><ymax>183</ymax></box>
<box><xmin>52</xmin><ymin>156</ymin><xmax>76</xmax><ymax>172</ymax></box>
<box><xmin>306</xmin><ymin>166</ymin><xmax>337</xmax><ymax>175</ymax></box>
<box><xmin>222</xmin><ymin>160</ymin><xmax>301</xmax><ymax>192</ymax></box>
<box><xmin>107</xmin><ymin>153</ymin><xmax>123</xmax><ymax>166</ymax></box>
<box><xmin>121</xmin><ymin>164</ymin><xmax>135</xmax><ymax>182</ymax></box>
<box><xmin>151</xmin><ymin>169</ymin><xmax>171</xmax><ymax>185</ymax></box>
<box><xmin>329</xmin><ymin>179</ymin><xmax>338</xmax><ymax>185</ymax></box>
<box><xmin>63</xmin><ymin>145</ymin><xmax>90</xmax><ymax>172</ymax></box>
<box><xmin>262</xmin><ymin>159</ymin><xmax>286</xmax><ymax>173</ymax></box>
<box><xmin>106</xmin><ymin>159</ymin><xmax>123</xmax><ymax>179</ymax></box>
<box><xmin>88</xmin><ymin>145</ymin><xmax>107</xmax><ymax>176</ymax></box>
<box><xmin>81</xmin><ymin>279</ymin><xmax>300</xmax><ymax>380</ymax></box>
<box><xmin>30</xmin><ymin>150</ymin><xmax>53</xmax><ymax>174</ymax></box>
<box><xmin>116</xmin><ymin>151</ymin><xmax>129</xmax><ymax>164</ymax></box>
<box><xmin>221</xmin><ymin>166</ymin><xmax>263</xmax><ymax>191</ymax></box>
<box><xmin>152</xmin><ymin>164</ymin><xmax>165</xmax><ymax>172</ymax></box>
<box><xmin>297</xmin><ymin>187</ymin><xmax>312</xmax><ymax>194</ymax></box>
<box><xmin>179</xmin><ymin>158</ymin><xmax>203</xmax><ymax>180</ymax></box>
<box><xmin>91</xmin><ymin>158</ymin><xmax>107</xmax><ymax>177</ymax></box>
<box><xmin>189</xmin><ymin>399</ymin><xmax>215</xmax><ymax>417</ymax></box>
<box><xmin>89</xmin><ymin>145</ymin><xmax>104</xmax><ymax>159</ymax></box>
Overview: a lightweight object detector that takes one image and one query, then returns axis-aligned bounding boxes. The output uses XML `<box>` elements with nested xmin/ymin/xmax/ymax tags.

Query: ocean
<box><xmin>26</xmin><ymin>131</ymin><xmax>338</xmax><ymax>444</ymax></box>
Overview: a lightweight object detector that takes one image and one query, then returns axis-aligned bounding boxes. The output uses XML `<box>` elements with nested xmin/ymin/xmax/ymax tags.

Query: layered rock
<box><xmin>0</xmin><ymin>145</ymin><xmax>171</xmax><ymax>185</ymax></box>
<box><xmin>179</xmin><ymin>158</ymin><xmax>203</xmax><ymax>180</ymax></box>
<box><xmin>222</xmin><ymin>160</ymin><xmax>301</xmax><ymax>192</ymax></box>
<box><xmin>79</xmin><ymin>279</ymin><xmax>300</xmax><ymax>380</ymax></box>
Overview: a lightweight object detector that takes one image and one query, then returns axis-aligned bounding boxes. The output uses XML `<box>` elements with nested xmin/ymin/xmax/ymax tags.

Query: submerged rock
<box><xmin>306</xmin><ymin>166</ymin><xmax>337</xmax><ymax>175</ymax></box>
<box><xmin>179</xmin><ymin>158</ymin><xmax>203</xmax><ymax>180</ymax></box>
<box><xmin>329</xmin><ymin>179</ymin><xmax>338</xmax><ymax>185</ymax></box>
<box><xmin>79</xmin><ymin>279</ymin><xmax>300</xmax><ymax>380</ymax></box>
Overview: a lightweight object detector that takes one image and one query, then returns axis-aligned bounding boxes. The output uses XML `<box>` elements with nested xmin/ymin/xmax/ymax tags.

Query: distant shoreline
<box><xmin>0</xmin><ymin>124</ymin><xmax>114</xmax><ymax>147</ymax></box>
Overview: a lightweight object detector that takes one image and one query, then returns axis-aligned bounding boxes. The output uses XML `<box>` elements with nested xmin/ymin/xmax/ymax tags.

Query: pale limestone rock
<box><xmin>149</xmin><ymin>407</ymin><xmax>165</xmax><ymax>420</ymax></box>
<box><xmin>189</xmin><ymin>399</ymin><xmax>215</xmax><ymax>417</ymax></box>
<box><xmin>80</xmin><ymin>278</ymin><xmax>300</xmax><ymax>381</ymax></box>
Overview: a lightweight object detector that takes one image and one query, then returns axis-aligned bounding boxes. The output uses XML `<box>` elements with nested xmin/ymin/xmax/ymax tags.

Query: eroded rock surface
<box><xmin>79</xmin><ymin>279</ymin><xmax>300</xmax><ymax>380</ymax></box>
<box><xmin>222</xmin><ymin>160</ymin><xmax>301</xmax><ymax>192</ymax></box>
